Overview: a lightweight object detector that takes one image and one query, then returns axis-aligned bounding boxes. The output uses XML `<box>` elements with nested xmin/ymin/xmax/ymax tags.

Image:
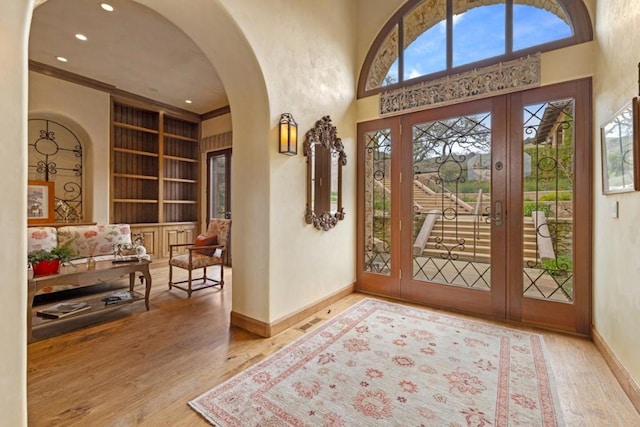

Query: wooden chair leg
<box><xmin>187</xmin><ymin>269</ymin><xmax>192</xmax><ymax>297</ymax></box>
<box><xmin>168</xmin><ymin>263</ymin><xmax>173</xmax><ymax>289</ymax></box>
<box><xmin>220</xmin><ymin>263</ymin><xmax>224</xmax><ymax>288</ymax></box>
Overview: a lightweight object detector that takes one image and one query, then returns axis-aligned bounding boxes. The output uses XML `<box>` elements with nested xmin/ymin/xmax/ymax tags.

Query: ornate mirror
<box><xmin>304</xmin><ymin>116</ymin><xmax>347</xmax><ymax>231</ymax></box>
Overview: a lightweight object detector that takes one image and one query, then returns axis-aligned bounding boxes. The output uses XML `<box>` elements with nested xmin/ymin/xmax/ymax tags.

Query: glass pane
<box><xmin>208</xmin><ymin>153</ymin><xmax>227</xmax><ymax>219</ymax></box>
<box><xmin>412</xmin><ymin>112</ymin><xmax>492</xmax><ymax>290</ymax></box>
<box><xmin>403</xmin><ymin>0</ymin><xmax>447</xmax><ymax>80</ymax></box>
<box><xmin>453</xmin><ymin>3</ymin><xmax>506</xmax><ymax>67</ymax></box>
<box><xmin>366</xmin><ymin>25</ymin><xmax>399</xmax><ymax>90</ymax></box>
<box><xmin>602</xmin><ymin>102</ymin><xmax>635</xmax><ymax>192</ymax></box>
<box><xmin>513</xmin><ymin>4</ymin><xmax>572</xmax><ymax>51</ymax></box>
<box><xmin>522</xmin><ymin>99</ymin><xmax>575</xmax><ymax>303</ymax></box>
<box><xmin>363</xmin><ymin>129</ymin><xmax>392</xmax><ymax>275</ymax></box>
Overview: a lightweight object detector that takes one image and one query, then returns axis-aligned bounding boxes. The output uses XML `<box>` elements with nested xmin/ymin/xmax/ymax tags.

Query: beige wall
<box><xmin>1</xmin><ymin>0</ymin><xmax>31</xmax><ymax>423</ymax></box>
<box><xmin>219</xmin><ymin>0</ymin><xmax>358</xmax><ymax>321</ymax></box>
<box><xmin>29</xmin><ymin>72</ymin><xmax>111</xmax><ymax>223</ymax></box>
<box><xmin>593</xmin><ymin>0</ymin><xmax>640</xmax><ymax>389</ymax></box>
<box><xmin>202</xmin><ymin>113</ymin><xmax>232</xmax><ymax>138</ymax></box>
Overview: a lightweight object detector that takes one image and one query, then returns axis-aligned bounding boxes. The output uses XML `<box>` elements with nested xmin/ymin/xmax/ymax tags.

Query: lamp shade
<box><xmin>279</xmin><ymin>113</ymin><xmax>297</xmax><ymax>155</ymax></box>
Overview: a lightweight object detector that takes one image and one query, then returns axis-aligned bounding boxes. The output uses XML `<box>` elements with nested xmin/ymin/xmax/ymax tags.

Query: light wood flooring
<box><xmin>28</xmin><ymin>265</ymin><xmax>639</xmax><ymax>426</ymax></box>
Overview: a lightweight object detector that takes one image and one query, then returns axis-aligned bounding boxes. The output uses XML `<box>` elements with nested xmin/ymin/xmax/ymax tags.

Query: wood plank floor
<box><xmin>28</xmin><ymin>266</ymin><xmax>639</xmax><ymax>426</ymax></box>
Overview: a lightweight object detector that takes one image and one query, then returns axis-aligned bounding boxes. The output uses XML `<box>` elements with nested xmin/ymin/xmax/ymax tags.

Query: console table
<box><xmin>27</xmin><ymin>259</ymin><xmax>152</xmax><ymax>342</ymax></box>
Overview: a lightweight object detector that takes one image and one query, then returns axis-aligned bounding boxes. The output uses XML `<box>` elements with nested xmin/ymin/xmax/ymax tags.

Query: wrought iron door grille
<box><xmin>522</xmin><ymin>99</ymin><xmax>575</xmax><ymax>303</ymax></box>
<box><xmin>364</xmin><ymin>129</ymin><xmax>392</xmax><ymax>275</ymax></box>
<box><xmin>411</xmin><ymin>113</ymin><xmax>492</xmax><ymax>290</ymax></box>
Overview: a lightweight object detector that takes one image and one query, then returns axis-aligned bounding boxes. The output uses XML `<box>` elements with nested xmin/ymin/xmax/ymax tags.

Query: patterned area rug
<box><xmin>190</xmin><ymin>299</ymin><xmax>564</xmax><ymax>426</ymax></box>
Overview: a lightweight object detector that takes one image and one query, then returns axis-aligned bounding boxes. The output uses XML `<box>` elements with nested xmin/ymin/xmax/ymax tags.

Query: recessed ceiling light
<box><xmin>75</xmin><ymin>33</ymin><xmax>88</xmax><ymax>41</ymax></box>
<box><xmin>185</xmin><ymin>100</ymin><xmax>193</xmax><ymax>104</ymax></box>
<box><xmin>56</xmin><ymin>56</ymin><xmax>68</xmax><ymax>63</ymax></box>
<box><xmin>100</xmin><ymin>3</ymin><xmax>114</xmax><ymax>12</ymax></box>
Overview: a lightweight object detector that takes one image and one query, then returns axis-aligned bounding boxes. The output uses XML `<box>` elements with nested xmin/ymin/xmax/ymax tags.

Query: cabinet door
<box><xmin>130</xmin><ymin>226</ymin><xmax>159</xmax><ymax>258</ymax></box>
<box><xmin>162</xmin><ymin>224</ymin><xmax>197</xmax><ymax>258</ymax></box>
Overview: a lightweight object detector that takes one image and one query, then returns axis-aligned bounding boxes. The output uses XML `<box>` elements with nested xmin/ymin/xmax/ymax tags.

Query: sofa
<box><xmin>27</xmin><ymin>224</ymin><xmax>149</xmax><ymax>294</ymax></box>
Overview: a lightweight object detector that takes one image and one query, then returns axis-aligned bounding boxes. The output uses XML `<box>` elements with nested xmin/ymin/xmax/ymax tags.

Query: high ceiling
<box><xmin>29</xmin><ymin>0</ymin><xmax>228</xmax><ymax>115</ymax></box>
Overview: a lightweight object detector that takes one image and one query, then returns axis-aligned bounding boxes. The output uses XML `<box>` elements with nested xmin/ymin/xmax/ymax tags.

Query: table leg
<box><xmin>141</xmin><ymin>266</ymin><xmax>152</xmax><ymax>311</ymax></box>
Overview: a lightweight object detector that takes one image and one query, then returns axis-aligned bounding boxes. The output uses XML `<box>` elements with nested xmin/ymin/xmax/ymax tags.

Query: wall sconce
<box><xmin>279</xmin><ymin>113</ymin><xmax>298</xmax><ymax>155</ymax></box>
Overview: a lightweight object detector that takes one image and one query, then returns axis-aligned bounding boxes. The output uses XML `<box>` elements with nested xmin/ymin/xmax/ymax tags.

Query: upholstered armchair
<box><xmin>168</xmin><ymin>219</ymin><xmax>231</xmax><ymax>297</ymax></box>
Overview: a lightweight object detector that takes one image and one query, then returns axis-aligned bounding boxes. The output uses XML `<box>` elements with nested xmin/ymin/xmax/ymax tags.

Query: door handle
<box><xmin>491</xmin><ymin>200</ymin><xmax>503</xmax><ymax>226</ymax></box>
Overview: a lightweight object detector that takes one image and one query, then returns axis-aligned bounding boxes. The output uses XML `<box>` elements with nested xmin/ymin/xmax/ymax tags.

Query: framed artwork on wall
<box><xmin>601</xmin><ymin>97</ymin><xmax>640</xmax><ymax>194</ymax></box>
<box><xmin>27</xmin><ymin>180</ymin><xmax>55</xmax><ymax>224</ymax></box>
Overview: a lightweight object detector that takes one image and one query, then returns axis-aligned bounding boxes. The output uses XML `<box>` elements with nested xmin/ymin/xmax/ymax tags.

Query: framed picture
<box><xmin>27</xmin><ymin>180</ymin><xmax>55</xmax><ymax>224</ymax></box>
<box><xmin>601</xmin><ymin>98</ymin><xmax>640</xmax><ymax>194</ymax></box>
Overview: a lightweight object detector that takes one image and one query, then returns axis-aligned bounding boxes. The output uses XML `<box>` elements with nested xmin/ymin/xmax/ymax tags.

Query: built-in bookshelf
<box><xmin>110</xmin><ymin>99</ymin><xmax>200</xmax><ymax>227</ymax></box>
<box><xmin>162</xmin><ymin>115</ymin><xmax>199</xmax><ymax>223</ymax></box>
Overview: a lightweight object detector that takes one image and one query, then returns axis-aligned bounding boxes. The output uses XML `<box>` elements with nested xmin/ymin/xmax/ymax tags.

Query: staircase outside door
<box><xmin>357</xmin><ymin>79</ymin><xmax>592</xmax><ymax>334</ymax></box>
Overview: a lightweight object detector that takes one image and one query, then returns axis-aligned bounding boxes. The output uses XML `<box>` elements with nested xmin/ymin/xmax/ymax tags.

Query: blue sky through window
<box><xmin>513</xmin><ymin>5</ymin><xmax>572</xmax><ymax>51</ymax></box>
<box><xmin>388</xmin><ymin>3</ymin><xmax>572</xmax><ymax>84</ymax></box>
<box><xmin>453</xmin><ymin>4</ymin><xmax>506</xmax><ymax>67</ymax></box>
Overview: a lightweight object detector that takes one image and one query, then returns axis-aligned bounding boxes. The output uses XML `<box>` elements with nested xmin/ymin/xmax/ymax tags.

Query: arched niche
<box><xmin>27</xmin><ymin>112</ymin><xmax>93</xmax><ymax>222</ymax></box>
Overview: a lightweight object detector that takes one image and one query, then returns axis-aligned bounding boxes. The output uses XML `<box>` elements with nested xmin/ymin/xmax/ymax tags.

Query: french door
<box><xmin>357</xmin><ymin>79</ymin><xmax>592</xmax><ymax>334</ymax></box>
<box><xmin>207</xmin><ymin>148</ymin><xmax>231</xmax><ymax>265</ymax></box>
<box><xmin>207</xmin><ymin>148</ymin><xmax>231</xmax><ymax>220</ymax></box>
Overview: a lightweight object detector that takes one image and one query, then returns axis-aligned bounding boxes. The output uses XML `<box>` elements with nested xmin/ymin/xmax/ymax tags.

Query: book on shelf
<box><xmin>36</xmin><ymin>302</ymin><xmax>91</xmax><ymax>319</ymax></box>
<box><xmin>102</xmin><ymin>290</ymin><xmax>140</xmax><ymax>305</ymax></box>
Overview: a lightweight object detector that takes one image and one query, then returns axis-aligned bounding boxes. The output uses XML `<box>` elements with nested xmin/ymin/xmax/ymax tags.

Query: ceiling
<box><xmin>29</xmin><ymin>0</ymin><xmax>229</xmax><ymax>115</ymax></box>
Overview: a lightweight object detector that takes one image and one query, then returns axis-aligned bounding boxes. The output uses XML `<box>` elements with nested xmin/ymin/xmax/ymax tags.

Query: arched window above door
<box><xmin>358</xmin><ymin>0</ymin><xmax>592</xmax><ymax>98</ymax></box>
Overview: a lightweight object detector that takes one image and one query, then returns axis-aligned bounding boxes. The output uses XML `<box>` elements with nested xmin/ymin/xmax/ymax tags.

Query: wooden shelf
<box><xmin>164</xmin><ymin>132</ymin><xmax>198</xmax><ymax>142</ymax></box>
<box><xmin>113</xmin><ymin>121</ymin><xmax>159</xmax><ymax>134</ymax></box>
<box><xmin>114</xmin><ymin>173</ymin><xmax>159</xmax><ymax>181</ymax></box>
<box><xmin>163</xmin><ymin>200</ymin><xmax>197</xmax><ymax>204</ymax></box>
<box><xmin>113</xmin><ymin>199</ymin><xmax>159</xmax><ymax>204</ymax></box>
<box><xmin>32</xmin><ymin>292</ymin><xmax>145</xmax><ymax>328</ymax></box>
<box><xmin>164</xmin><ymin>155</ymin><xmax>198</xmax><ymax>163</ymax></box>
<box><xmin>113</xmin><ymin>147</ymin><xmax>159</xmax><ymax>157</ymax></box>
<box><xmin>163</xmin><ymin>177</ymin><xmax>197</xmax><ymax>183</ymax></box>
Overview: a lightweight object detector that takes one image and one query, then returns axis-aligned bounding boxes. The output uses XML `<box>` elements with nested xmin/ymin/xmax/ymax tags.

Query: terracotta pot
<box><xmin>33</xmin><ymin>259</ymin><xmax>60</xmax><ymax>276</ymax></box>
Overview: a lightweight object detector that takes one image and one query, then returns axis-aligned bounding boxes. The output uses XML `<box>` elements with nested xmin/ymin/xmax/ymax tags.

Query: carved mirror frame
<box><xmin>304</xmin><ymin>116</ymin><xmax>347</xmax><ymax>231</ymax></box>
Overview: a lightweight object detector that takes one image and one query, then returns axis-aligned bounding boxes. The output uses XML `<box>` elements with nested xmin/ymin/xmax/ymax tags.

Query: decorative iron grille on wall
<box><xmin>28</xmin><ymin>118</ymin><xmax>83</xmax><ymax>222</ymax></box>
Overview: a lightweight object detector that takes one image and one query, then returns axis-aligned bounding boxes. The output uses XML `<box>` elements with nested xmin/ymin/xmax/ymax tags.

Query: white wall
<box><xmin>593</xmin><ymin>0</ymin><xmax>640</xmax><ymax>389</ymax></box>
<box><xmin>0</xmin><ymin>0</ymin><xmax>32</xmax><ymax>424</ymax></box>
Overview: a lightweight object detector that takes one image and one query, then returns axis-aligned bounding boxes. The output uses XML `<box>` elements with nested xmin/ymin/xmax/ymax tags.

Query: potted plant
<box><xmin>28</xmin><ymin>242</ymin><xmax>77</xmax><ymax>276</ymax></box>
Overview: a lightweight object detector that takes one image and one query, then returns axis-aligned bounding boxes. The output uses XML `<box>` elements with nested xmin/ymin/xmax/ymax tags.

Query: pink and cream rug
<box><xmin>190</xmin><ymin>298</ymin><xmax>564</xmax><ymax>426</ymax></box>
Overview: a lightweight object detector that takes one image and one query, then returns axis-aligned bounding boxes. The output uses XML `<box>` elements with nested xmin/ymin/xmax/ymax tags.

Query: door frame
<box><xmin>206</xmin><ymin>148</ymin><xmax>232</xmax><ymax>222</ymax></box>
<box><xmin>206</xmin><ymin>148</ymin><xmax>232</xmax><ymax>265</ymax></box>
<box><xmin>356</xmin><ymin>78</ymin><xmax>592</xmax><ymax>335</ymax></box>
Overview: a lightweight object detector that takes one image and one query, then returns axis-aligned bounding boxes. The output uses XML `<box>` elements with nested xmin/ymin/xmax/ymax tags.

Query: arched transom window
<box><xmin>359</xmin><ymin>0</ymin><xmax>592</xmax><ymax>97</ymax></box>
